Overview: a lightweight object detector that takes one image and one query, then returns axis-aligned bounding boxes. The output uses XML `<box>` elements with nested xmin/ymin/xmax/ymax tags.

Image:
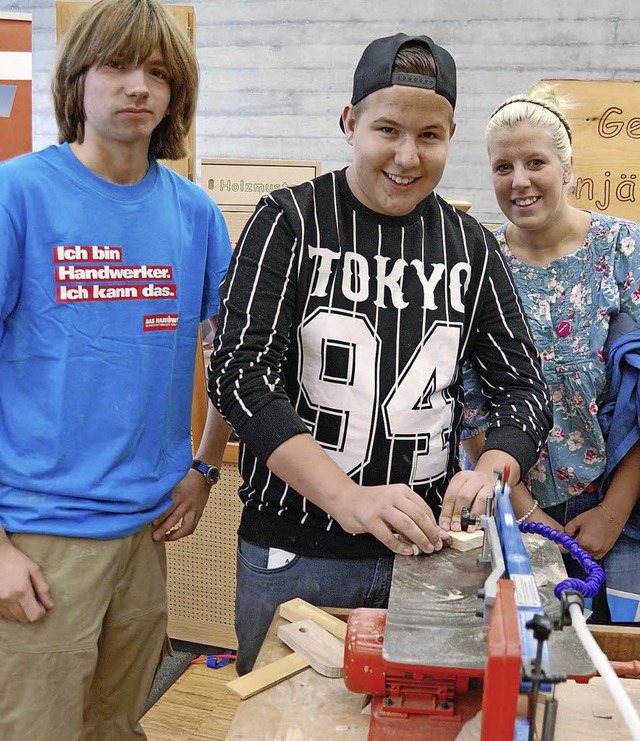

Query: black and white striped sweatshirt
<box><xmin>209</xmin><ymin>169</ymin><xmax>551</xmax><ymax>558</ymax></box>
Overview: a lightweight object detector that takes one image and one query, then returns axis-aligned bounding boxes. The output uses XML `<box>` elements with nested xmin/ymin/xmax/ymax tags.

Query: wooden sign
<box><xmin>201</xmin><ymin>158</ymin><xmax>321</xmax><ymax>247</ymax></box>
<box><xmin>544</xmin><ymin>79</ymin><xmax>640</xmax><ymax>221</ymax></box>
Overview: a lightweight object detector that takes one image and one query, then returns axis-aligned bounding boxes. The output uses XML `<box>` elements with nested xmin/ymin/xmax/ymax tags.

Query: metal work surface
<box><xmin>383</xmin><ymin>532</ymin><xmax>594</xmax><ymax>677</ymax></box>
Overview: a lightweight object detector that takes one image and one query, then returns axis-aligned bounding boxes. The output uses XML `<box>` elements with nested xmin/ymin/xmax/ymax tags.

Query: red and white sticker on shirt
<box><xmin>143</xmin><ymin>314</ymin><xmax>179</xmax><ymax>332</ymax></box>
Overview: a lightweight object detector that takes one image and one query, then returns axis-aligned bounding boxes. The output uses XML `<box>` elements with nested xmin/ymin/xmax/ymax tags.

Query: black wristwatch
<box><xmin>191</xmin><ymin>459</ymin><xmax>220</xmax><ymax>485</ymax></box>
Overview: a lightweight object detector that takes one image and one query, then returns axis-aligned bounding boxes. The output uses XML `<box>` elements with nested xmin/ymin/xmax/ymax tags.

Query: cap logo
<box><xmin>391</xmin><ymin>72</ymin><xmax>436</xmax><ymax>91</ymax></box>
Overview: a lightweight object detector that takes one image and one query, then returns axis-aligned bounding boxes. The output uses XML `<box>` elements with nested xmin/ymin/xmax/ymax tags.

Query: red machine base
<box><xmin>367</xmin><ymin>681</ymin><xmax>484</xmax><ymax>741</ymax></box>
<box><xmin>344</xmin><ymin>580</ymin><xmax>522</xmax><ymax>740</ymax></box>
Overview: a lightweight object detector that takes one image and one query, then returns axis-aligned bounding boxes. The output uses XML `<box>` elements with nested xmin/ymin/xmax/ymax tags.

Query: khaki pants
<box><xmin>0</xmin><ymin>526</ymin><xmax>168</xmax><ymax>741</ymax></box>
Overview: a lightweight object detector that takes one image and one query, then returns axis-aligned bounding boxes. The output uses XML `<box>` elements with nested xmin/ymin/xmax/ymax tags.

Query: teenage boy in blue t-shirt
<box><xmin>0</xmin><ymin>1</ymin><xmax>231</xmax><ymax>738</ymax></box>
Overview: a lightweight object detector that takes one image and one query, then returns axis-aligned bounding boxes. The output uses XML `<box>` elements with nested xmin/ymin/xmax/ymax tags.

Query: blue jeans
<box><xmin>546</xmin><ymin>490</ymin><xmax>640</xmax><ymax>623</ymax></box>
<box><xmin>234</xmin><ymin>537</ymin><xmax>394</xmax><ymax>675</ymax></box>
<box><xmin>600</xmin><ymin>532</ymin><xmax>640</xmax><ymax>622</ymax></box>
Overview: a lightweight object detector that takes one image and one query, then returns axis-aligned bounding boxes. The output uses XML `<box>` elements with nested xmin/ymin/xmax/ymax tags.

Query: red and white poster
<box><xmin>0</xmin><ymin>12</ymin><xmax>32</xmax><ymax>161</ymax></box>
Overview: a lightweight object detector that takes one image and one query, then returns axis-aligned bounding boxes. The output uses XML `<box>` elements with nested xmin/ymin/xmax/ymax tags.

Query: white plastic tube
<box><xmin>570</xmin><ymin>602</ymin><xmax>640</xmax><ymax>740</ymax></box>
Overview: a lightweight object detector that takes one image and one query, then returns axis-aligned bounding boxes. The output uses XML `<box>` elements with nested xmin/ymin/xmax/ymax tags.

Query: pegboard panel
<box><xmin>166</xmin><ymin>460</ymin><xmax>243</xmax><ymax>649</ymax></box>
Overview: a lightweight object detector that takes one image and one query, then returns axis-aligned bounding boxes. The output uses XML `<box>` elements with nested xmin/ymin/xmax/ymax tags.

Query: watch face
<box><xmin>193</xmin><ymin>460</ymin><xmax>220</xmax><ymax>485</ymax></box>
<box><xmin>205</xmin><ymin>467</ymin><xmax>220</xmax><ymax>485</ymax></box>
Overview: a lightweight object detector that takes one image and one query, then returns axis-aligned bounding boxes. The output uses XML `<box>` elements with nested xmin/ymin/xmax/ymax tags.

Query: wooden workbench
<box><xmin>226</xmin><ymin>609</ymin><xmax>640</xmax><ymax>741</ymax></box>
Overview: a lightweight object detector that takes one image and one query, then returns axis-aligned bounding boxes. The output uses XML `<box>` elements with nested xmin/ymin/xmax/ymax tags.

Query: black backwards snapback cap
<box><xmin>340</xmin><ymin>33</ymin><xmax>457</xmax><ymax>131</ymax></box>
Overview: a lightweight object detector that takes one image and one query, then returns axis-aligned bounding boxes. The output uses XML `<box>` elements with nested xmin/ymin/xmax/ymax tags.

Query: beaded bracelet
<box><xmin>598</xmin><ymin>502</ymin><xmax>625</xmax><ymax>531</ymax></box>
<box><xmin>516</xmin><ymin>500</ymin><xmax>539</xmax><ymax>525</ymax></box>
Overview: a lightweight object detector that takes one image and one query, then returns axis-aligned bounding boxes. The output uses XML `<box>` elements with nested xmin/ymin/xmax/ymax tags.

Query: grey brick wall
<box><xmin>2</xmin><ymin>0</ymin><xmax>639</xmax><ymax>222</ymax></box>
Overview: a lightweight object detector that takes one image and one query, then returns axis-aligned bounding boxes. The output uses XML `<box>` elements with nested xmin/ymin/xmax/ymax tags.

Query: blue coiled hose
<box><xmin>518</xmin><ymin>520</ymin><xmax>606</xmax><ymax>599</ymax></box>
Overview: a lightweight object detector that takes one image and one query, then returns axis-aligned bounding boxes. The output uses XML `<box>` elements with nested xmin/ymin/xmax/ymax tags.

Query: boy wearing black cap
<box><xmin>210</xmin><ymin>33</ymin><xmax>551</xmax><ymax>674</ymax></box>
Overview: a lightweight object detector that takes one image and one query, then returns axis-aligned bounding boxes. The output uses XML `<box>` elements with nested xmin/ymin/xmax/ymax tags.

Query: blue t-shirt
<box><xmin>0</xmin><ymin>144</ymin><xmax>232</xmax><ymax>538</ymax></box>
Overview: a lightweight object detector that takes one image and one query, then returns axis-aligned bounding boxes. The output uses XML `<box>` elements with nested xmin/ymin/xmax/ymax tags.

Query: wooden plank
<box><xmin>447</xmin><ymin>529</ymin><xmax>484</xmax><ymax>551</ymax></box>
<box><xmin>394</xmin><ymin>530</ymin><xmax>488</xmax><ymax>555</ymax></box>
<box><xmin>227</xmin><ymin>603</ymin><xmax>347</xmax><ymax>700</ymax></box>
<box><xmin>277</xmin><ymin>619</ymin><xmax>344</xmax><ymax>678</ymax></box>
<box><xmin>279</xmin><ymin>598</ymin><xmax>348</xmax><ymax>641</ymax></box>
<box><xmin>448</xmin><ymin>200</ymin><xmax>472</xmax><ymax>212</ymax></box>
<box><xmin>167</xmin><ymin>614</ymin><xmax>238</xmax><ymax>650</ymax></box>
<box><xmin>588</xmin><ymin>624</ymin><xmax>640</xmax><ymax>662</ymax></box>
<box><xmin>225</xmin><ymin>652</ymin><xmax>309</xmax><ymax>700</ymax></box>
<box><xmin>222</xmin><ymin>441</ymin><xmax>239</xmax><ymax>464</ymax></box>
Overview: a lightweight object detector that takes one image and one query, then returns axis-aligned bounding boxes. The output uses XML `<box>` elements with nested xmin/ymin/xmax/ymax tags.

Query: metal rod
<box><xmin>541</xmin><ymin>694</ymin><xmax>558</xmax><ymax>741</ymax></box>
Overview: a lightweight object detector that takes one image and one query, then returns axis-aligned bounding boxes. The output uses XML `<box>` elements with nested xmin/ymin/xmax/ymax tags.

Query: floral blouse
<box><xmin>463</xmin><ymin>212</ymin><xmax>640</xmax><ymax>508</ymax></box>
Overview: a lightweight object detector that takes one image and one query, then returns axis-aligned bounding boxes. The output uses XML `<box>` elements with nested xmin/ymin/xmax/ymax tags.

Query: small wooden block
<box><xmin>279</xmin><ymin>598</ymin><xmax>347</xmax><ymax>641</ymax></box>
<box><xmin>447</xmin><ymin>529</ymin><xmax>484</xmax><ymax>551</ymax></box>
<box><xmin>277</xmin><ymin>619</ymin><xmax>345</xmax><ymax>678</ymax></box>
<box><xmin>226</xmin><ymin>652</ymin><xmax>309</xmax><ymax>699</ymax></box>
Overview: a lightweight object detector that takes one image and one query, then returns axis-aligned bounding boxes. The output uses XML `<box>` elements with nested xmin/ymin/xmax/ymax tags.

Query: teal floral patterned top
<box><xmin>463</xmin><ymin>212</ymin><xmax>640</xmax><ymax>508</ymax></box>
